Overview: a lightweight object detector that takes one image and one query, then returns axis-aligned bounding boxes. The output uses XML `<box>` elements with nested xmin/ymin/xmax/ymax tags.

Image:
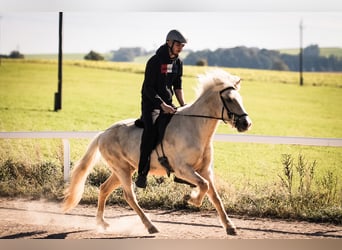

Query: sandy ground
<box><xmin>0</xmin><ymin>197</ymin><xmax>341</xmax><ymax>239</ymax></box>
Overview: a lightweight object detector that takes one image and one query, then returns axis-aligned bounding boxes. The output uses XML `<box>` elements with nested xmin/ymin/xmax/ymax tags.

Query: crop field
<box><xmin>0</xmin><ymin>59</ymin><xmax>341</xmax><ymax>222</ymax></box>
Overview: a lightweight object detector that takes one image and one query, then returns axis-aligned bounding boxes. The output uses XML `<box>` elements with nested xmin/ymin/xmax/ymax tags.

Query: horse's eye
<box><xmin>225</xmin><ymin>97</ymin><xmax>233</xmax><ymax>103</ymax></box>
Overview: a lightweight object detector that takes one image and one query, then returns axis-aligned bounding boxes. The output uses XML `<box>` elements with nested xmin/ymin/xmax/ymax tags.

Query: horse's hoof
<box><xmin>148</xmin><ymin>225</ymin><xmax>159</xmax><ymax>234</ymax></box>
<box><xmin>96</xmin><ymin>219</ymin><xmax>110</xmax><ymax>230</ymax></box>
<box><xmin>226</xmin><ymin>227</ymin><xmax>237</xmax><ymax>236</ymax></box>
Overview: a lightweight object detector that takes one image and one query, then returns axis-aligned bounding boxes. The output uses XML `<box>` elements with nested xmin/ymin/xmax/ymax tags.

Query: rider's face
<box><xmin>167</xmin><ymin>40</ymin><xmax>185</xmax><ymax>57</ymax></box>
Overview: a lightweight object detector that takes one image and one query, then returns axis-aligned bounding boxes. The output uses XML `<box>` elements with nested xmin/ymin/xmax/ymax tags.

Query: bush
<box><xmin>87</xmin><ymin>164</ymin><xmax>111</xmax><ymax>187</ymax></box>
<box><xmin>275</xmin><ymin>153</ymin><xmax>341</xmax><ymax>223</ymax></box>
<box><xmin>196</xmin><ymin>59</ymin><xmax>208</xmax><ymax>66</ymax></box>
<box><xmin>84</xmin><ymin>50</ymin><xmax>104</xmax><ymax>61</ymax></box>
<box><xmin>0</xmin><ymin>159</ymin><xmax>64</xmax><ymax>199</ymax></box>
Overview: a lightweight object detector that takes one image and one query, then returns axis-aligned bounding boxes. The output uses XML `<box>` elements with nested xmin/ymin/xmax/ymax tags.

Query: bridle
<box><xmin>219</xmin><ymin>87</ymin><xmax>249</xmax><ymax>126</ymax></box>
<box><xmin>173</xmin><ymin>87</ymin><xmax>248</xmax><ymax>127</ymax></box>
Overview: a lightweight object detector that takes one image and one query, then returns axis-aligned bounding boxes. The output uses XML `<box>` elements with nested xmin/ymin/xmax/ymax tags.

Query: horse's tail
<box><xmin>62</xmin><ymin>134</ymin><xmax>101</xmax><ymax>213</ymax></box>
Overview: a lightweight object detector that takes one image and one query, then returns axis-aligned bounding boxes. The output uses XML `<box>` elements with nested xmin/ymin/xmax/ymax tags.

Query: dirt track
<box><xmin>0</xmin><ymin>198</ymin><xmax>341</xmax><ymax>239</ymax></box>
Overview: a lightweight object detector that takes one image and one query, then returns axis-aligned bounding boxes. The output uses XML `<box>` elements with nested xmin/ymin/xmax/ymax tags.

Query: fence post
<box><xmin>62</xmin><ymin>139</ymin><xmax>70</xmax><ymax>182</ymax></box>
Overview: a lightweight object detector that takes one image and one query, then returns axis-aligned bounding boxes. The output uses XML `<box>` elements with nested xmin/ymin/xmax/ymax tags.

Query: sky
<box><xmin>0</xmin><ymin>1</ymin><xmax>341</xmax><ymax>54</ymax></box>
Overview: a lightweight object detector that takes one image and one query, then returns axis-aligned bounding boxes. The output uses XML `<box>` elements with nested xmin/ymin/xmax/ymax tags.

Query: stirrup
<box><xmin>158</xmin><ymin>156</ymin><xmax>173</xmax><ymax>177</ymax></box>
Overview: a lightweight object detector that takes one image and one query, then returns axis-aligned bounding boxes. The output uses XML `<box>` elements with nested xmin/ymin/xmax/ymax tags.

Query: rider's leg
<box><xmin>136</xmin><ymin>109</ymin><xmax>155</xmax><ymax>188</ymax></box>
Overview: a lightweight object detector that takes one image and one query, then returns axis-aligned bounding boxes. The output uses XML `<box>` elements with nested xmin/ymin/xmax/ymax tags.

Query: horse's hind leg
<box><xmin>115</xmin><ymin>167</ymin><xmax>159</xmax><ymax>234</ymax></box>
<box><xmin>105</xmin><ymin>162</ymin><xmax>159</xmax><ymax>234</ymax></box>
<box><xmin>96</xmin><ymin>173</ymin><xmax>121</xmax><ymax>230</ymax></box>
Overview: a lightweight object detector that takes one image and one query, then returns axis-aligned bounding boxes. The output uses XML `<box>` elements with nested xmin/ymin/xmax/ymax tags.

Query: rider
<box><xmin>135</xmin><ymin>29</ymin><xmax>187</xmax><ymax>188</ymax></box>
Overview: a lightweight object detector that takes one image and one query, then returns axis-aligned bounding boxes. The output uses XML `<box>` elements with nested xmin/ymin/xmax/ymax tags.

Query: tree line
<box><xmin>105</xmin><ymin>44</ymin><xmax>341</xmax><ymax>72</ymax></box>
<box><xmin>183</xmin><ymin>45</ymin><xmax>342</xmax><ymax>72</ymax></box>
<box><xmin>3</xmin><ymin>44</ymin><xmax>341</xmax><ymax>72</ymax></box>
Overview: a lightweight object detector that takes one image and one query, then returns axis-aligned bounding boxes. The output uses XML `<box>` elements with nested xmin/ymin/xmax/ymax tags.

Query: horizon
<box><xmin>17</xmin><ymin>46</ymin><xmax>342</xmax><ymax>59</ymax></box>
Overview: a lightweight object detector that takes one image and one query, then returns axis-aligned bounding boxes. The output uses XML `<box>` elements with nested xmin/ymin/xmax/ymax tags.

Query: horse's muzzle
<box><xmin>236</xmin><ymin>116</ymin><xmax>252</xmax><ymax>132</ymax></box>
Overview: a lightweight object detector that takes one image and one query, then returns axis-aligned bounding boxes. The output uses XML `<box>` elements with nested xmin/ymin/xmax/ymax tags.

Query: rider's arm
<box><xmin>142</xmin><ymin>57</ymin><xmax>164</xmax><ymax>107</ymax></box>
<box><xmin>175</xmin><ymin>89</ymin><xmax>186</xmax><ymax>107</ymax></box>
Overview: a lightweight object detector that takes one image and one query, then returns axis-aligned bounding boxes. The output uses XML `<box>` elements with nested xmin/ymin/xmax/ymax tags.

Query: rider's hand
<box><xmin>160</xmin><ymin>102</ymin><xmax>176</xmax><ymax>114</ymax></box>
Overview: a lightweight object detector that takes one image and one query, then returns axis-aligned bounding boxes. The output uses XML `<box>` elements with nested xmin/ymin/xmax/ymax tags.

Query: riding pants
<box><xmin>138</xmin><ymin>106</ymin><xmax>160</xmax><ymax>177</ymax></box>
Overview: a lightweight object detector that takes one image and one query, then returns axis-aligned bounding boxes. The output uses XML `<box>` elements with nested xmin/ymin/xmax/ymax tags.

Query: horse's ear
<box><xmin>233</xmin><ymin>77</ymin><xmax>241</xmax><ymax>91</ymax></box>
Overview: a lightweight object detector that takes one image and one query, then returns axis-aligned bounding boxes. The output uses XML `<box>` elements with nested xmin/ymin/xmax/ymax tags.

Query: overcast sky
<box><xmin>0</xmin><ymin>1</ymin><xmax>341</xmax><ymax>54</ymax></box>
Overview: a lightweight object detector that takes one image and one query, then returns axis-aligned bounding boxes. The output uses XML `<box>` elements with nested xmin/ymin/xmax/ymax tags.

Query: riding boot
<box><xmin>135</xmin><ymin>155</ymin><xmax>151</xmax><ymax>188</ymax></box>
<box><xmin>135</xmin><ymin>166</ymin><xmax>149</xmax><ymax>188</ymax></box>
<box><xmin>135</xmin><ymin>174</ymin><xmax>147</xmax><ymax>188</ymax></box>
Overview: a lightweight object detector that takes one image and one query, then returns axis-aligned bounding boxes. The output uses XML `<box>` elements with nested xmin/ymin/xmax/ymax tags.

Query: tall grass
<box><xmin>0</xmin><ymin>159</ymin><xmax>64</xmax><ymax>199</ymax></box>
<box><xmin>0</xmin><ymin>59</ymin><xmax>341</xmax><ymax>223</ymax></box>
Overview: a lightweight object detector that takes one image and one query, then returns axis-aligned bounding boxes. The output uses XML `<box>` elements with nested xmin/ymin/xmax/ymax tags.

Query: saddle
<box><xmin>134</xmin><ymin>113</ymin><xmax>173</xmax><ymax>149</ymax></box>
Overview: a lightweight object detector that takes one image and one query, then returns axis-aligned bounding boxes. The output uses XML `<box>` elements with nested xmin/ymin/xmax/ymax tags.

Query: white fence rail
<box><xmin>1</xmin><ymin>131</ymin><xmax>341</xmax><ymax>181</ymax></box>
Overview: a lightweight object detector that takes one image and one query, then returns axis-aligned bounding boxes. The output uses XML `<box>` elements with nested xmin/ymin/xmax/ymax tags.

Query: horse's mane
<box><xmin>196</xmin><ymin>69</ymin><xmax>241</xmax><ymax>98</ymax></box>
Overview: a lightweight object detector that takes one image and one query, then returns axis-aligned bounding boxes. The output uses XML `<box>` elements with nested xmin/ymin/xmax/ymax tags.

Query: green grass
<box><xmin>0</xmin><ymin>59</ymin><xmax>341</xmax><ymax>222</ymax></box>
<box><xmin>26</xmin><ymin>53</ymin><xmax>85</xmax><ymax>60</ymax></box>
<box><xmin>1</xmin><ymin>59</ymin><xmax>341</xmax><ymax>176</ymax></box>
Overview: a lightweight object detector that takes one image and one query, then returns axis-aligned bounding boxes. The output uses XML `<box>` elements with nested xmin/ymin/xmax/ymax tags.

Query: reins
<box><xmin>173</xmin><ymin>111</ymin><xmax>225</xmax><ymax>121</ymax></box>
<box><xmin>173</xmin><ymin>86</ymin><xmax>248</xmax><ymax>125</ymax></box>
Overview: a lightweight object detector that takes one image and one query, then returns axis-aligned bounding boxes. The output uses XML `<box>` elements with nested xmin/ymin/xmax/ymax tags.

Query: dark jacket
<box><xmin>141</xmin><ymin>44</ymin><xmax>183</xmax><ymax>110</ymax></box>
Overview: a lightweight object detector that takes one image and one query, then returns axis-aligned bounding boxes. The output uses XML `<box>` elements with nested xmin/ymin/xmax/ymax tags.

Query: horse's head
<box><xmin>219</xmin><ymin>85</ymin><xmax>252</xmax><ymax>132</ymax></box>
<box><xmin>196</xmin><ymin>69</ymin><xmax>252</xmax><ymax>132</ymax></box>
<box><xmin>206</xmin><ymin>69</ymin><xmax>252</xmax><ymax>132</ymax></box>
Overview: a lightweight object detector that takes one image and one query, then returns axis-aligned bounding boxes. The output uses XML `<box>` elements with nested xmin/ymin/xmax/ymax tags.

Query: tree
<box><xmin>9</xmin><ymin>50</ymin><xmax>24</xmax><ymax>59</ymax></box>
<box><xmin>304</xmin><ymin>44</ymin><xmax>320</xmax><ymax>57</ymax></box>
<box><xmin>196</xmin><ymin>58</ymin><xmax>208</xmax><ymax>66</ymax></box>
<box><xmin>271</xmin><ymin>59</ymin><xmax>290</xmax><ymax>71</ymax></box>
<box><xmin>84</xmin><ymin>50</ymin><xmax>104</xmax><ymax>61</ymax></box>
<box><xmin>112</xmin><ymin>47</ymin><xmax>147</xmax><ymax>62</ymax></box>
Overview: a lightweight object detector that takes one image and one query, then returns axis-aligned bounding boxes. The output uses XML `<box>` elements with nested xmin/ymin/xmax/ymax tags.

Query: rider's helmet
<box><xmin>166</xmin><ymin>30</ymin><xmax>187</xmax><ymax>44</ymax></box>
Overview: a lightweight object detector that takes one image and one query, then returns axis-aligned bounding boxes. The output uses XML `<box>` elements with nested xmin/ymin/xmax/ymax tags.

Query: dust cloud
<box><xmin>7</xmin><ymin>199</ymin><xmax>148</xmax><ymax>236</ymax></box>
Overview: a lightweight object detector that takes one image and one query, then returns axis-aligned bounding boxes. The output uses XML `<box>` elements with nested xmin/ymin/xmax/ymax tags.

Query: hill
<box><xmin>279</xmin><ymin>47</ymin><xmax>342</xmax><ymax>58</ymax></box>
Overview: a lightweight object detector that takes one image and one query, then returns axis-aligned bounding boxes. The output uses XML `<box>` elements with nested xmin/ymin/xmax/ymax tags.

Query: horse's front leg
<box><xmin>207</xmin><ymin>180</ymin><xmax>237</xmax><ymax>235</ymax></box>
<box><xmin>175</xmin><ymin>166</ymin><xmax>209</xmax><ymax>207</ymax></box>
<box><xmin>200</xmin><ymin>169</ymin><xmax>237</xmax><ymax>236</ymax></box>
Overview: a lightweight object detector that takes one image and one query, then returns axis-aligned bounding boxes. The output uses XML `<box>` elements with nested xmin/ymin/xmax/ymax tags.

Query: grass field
<box><xmin>0</xmin><ymin>59</ymin><xmax>341</xmax><ymax>222</ymax></box>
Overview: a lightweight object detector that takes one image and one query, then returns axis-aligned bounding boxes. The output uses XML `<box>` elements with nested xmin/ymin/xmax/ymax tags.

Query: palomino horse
<box><xmin>62</xmin><ymin>69</ymin><xmax>252</xmax><ymax>236</ymax></box>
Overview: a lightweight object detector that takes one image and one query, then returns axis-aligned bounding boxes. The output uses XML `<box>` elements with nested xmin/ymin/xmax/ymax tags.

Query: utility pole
<box><xmin>299</xmin><ymin>19</ymin><xmax>304</xmax><ymax>86</ymax></box>
<box><xmin>0</xmin><ymin>16</ymin><xmax>2</xmax><ymax>66</ymax></box>
<box><xmin>54</xmin><ymin>12</ymin><xmax>63</xmax><ymax>111</ymax></box>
